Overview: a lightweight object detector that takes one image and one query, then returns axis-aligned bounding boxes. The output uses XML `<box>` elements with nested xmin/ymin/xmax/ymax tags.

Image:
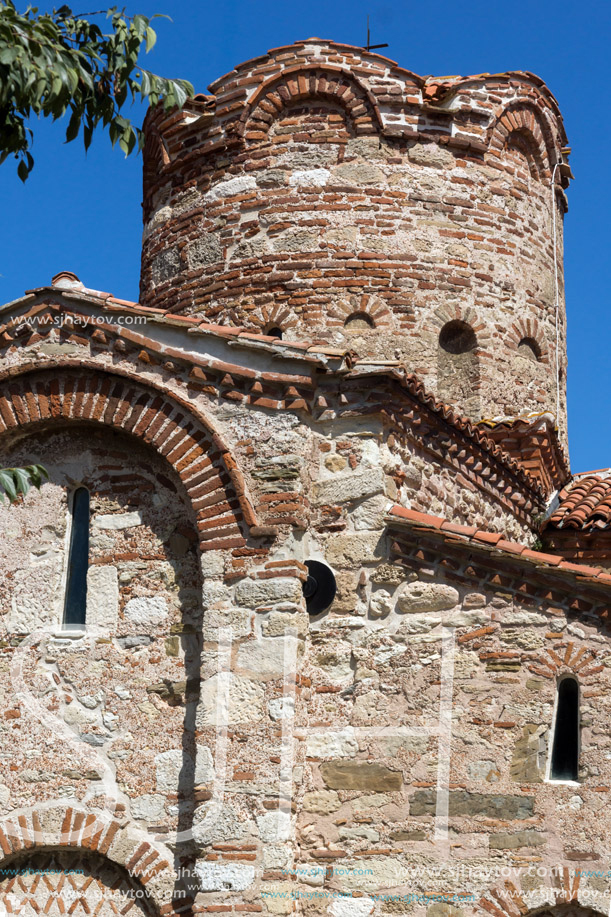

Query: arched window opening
<box><xmin>266</xmin><ymin>325</ymin><xmax>283</xmax><ymax>340</ymax></box>
<box><xmin>549</xmin><ymin>676</ymin><xmax>580</xmax><ymax>782</ymax></box>
<box><xmin>63</xmin><ymin>486</ymin><xmax>90</xmax><ymax>629</ymax></box>
<box><xmin>437</xmin><ymin>320</ymin><xmax>480</xmax><ymax>417</ymax></box>
<box><xmin>344</xmin><ymin>312</ymin><xmax>375</xmax><ymax>332</ymax></box>
<box><xmin>518</xmin><ymin>336</ymin><xmax>541</xmax><ymax>363</ymax></box>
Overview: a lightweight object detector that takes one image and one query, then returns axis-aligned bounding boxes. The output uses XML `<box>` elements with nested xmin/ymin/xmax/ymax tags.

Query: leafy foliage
<box><xmin>0</xmin><ymin>463</ymin><xmax>48</xmax><ymax>502</ymax></box>
<box><xmin>0</xmin><ymin>2</ymin><xmax>193</xmax><ymax>178</ymax></box>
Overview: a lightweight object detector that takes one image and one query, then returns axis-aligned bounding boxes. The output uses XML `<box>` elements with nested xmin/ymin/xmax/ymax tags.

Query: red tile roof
<box><xmin>547</xmin><ymin>473</ymin><xmax>611</xmax><ymax>531</ymax></box>
<box><xmin>478</xmin><ymin>414</ymin><xmax>570</xmax><ymax>495</ymax></box>
<box><xmin>386</xmin><ymin>505</ymin><xmax>611</xmax><ymax>590</ymax></box>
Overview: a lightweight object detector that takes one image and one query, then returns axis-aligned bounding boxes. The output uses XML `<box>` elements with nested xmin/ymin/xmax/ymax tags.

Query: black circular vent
<box><xmin>302</xmin><ymin>560</ymin><xmax>337</xmax><ymax>615</ymax></box>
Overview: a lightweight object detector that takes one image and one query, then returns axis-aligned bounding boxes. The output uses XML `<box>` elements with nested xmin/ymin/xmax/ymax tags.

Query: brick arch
<box><xmin>488</xmin><ymin>102</ymin><xmax>558</xmax><ymax>180</ymax></box>
<box><xmin>477</xmin><ymin>872</ymin><xmax>605</xmax><ymax>916</ymax></box>
<box><xmin>0</xmin><ymin>364</ymin><xmax>261</xmax><ymax>551</ymax></box>
<box><xmin>425</xmin><ymin>304</ymin><xmax>492</xmax><ymax>355</ymax></box>
<box><xmin>247</xmin><ymin>302</ymin><xmax>299</xmax><ymax>335</ymax></box>
<box><xmin>0</xmin><ymin>804</ymin><xmax>176</xmax><ymax>913</ymax></box>
<box><xmin>238</xmin><ymin>64</ymin><xmax>382</xmax><ymax>139</ymax></box>
<box><xmin>508</xmin><ymin>316</ymin><xmax>550</xmax><ymax>363</ymax></box>
<box><xmin>528</xmin><ymin>644</ymin><xmax>601</xmax><ymax>681</ymax></box>
<box><xmin>328</xmin><ymin>295</ymin><xmax>394</xmax><ymax>331</ymax></box>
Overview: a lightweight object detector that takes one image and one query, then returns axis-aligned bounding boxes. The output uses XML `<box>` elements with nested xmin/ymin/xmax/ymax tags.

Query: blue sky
<box><xmin>1</xmin><ymin>0</ymin><xmax>609</xmax><ymax>472</ymax></box>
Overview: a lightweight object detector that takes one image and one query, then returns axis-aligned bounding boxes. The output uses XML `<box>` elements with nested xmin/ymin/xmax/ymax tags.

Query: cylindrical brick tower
<box><xmin>140</xmin><ymin>39</ymin><xmax>572</xmax><ymax>437</ymax></box>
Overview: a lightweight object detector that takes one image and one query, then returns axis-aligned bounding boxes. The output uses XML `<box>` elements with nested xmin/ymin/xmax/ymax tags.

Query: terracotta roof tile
<box><xmin>548</xmin><ymin>473</ymin><xmax>611</xmax><ymax>531</ymax></box>
<box><xmin>386</xmin><ymin>506</ymin><xmax>611</xmax><ymax>596</ymax></box>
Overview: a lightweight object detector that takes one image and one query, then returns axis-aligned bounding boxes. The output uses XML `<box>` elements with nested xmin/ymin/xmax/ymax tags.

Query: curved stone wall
<box><xmin>139</xmin><ymin>39</ymin><xmax>571</xmax><ymax>430</ymax></box>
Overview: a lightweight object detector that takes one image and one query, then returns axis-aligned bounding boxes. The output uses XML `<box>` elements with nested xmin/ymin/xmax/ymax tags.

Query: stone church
<box><xmin>0</xmin><ymin>37</ymin><xmax>608</xmax><ymax>917</ymax></box>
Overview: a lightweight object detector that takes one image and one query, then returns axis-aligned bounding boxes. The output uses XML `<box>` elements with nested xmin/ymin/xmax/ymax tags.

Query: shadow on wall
<box><xmin>437</xmin><ymin>319</ymin><xmax>480</xmax><ymax>418</ymax></box>
<box><xmin>0</xmin><ymin>848</ymin><xmax>156</xmax><ymax>914</ymax></box>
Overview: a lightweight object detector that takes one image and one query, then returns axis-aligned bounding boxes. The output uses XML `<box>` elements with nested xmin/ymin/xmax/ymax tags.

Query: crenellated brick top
<box><xmin>142</xmin><ymin>37</ymin><xmax>571</xmax><ymax>211</ymax></box>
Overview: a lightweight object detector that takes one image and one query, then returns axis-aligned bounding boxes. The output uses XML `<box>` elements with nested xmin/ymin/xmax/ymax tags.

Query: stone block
<box><xmin>93</xmin><ymin>512</ymin><xmax>143</xmax><ymax>530</ymax></box>
<box><xmin>334</xmin><ymin>161</ymin><xmax>386</xmax><ymax>185</ymax></box>
<box><xmin>369</xmin><ymin>589</ymin><xmax>393</xmax><ymax>618</ymax></box>
<box><xmin>330</xmin><ymin>898</ymin><xmax>374</xmax><ymax>917</ymax></box>
<box><xmin>151</xmin><ymin>246</ymin><xmax>180</xmax><ymax>284</ymax></box>
<box><xmin>236</xmin><ymin>636</ymin><xmax>301</xmax><ymax>680</ymax></box>
<box><xmin>352</xmin><ymin>794</ymin><xmax>391</xmax><ymax>812</ymax></box>
<box><xmin>288</xmin><ymin>168</ymin><xmax>330</xmax><ymax>187</ymax></box>
<box><xmin>371</xmin><ymin>564</ymin><xmax>410</xmax><ymax>586</ymax></box>
<box><xmin>324</xmin><ymin>454</ymin><xmax>347</xmax><ymax>472</ymax></box>
<box><xmin>131</xmin><ymin>793</ymin><xmax>166</xmax><ymax>822</ymax></box>
<box><xmin>205</xmin><ymin>174</ymin><xmax>256</xmax><ymax>201</ymax></box>
<box><xmin>410</xmin><ymin>789</ymin><xmax>534</xmax><ymax>819</ymax></box>
<box><xmin>302</xmin><ymin>790</ymin><xmax>341</xmax><ymax>814</ymax></box>
<box><xmin>262</xmin><ymin>611</ymin><xmax>308</xmax><ymax>637</ymax></box>
<box><xmin>407</xmin><ymin>142</ymin><xmax>455</xmax><ymax>168</ymax></box>
<box><xmin>489</xmin><ymin>831</ymin><xmax>545</xmax><ymax>849</ymax></box>
<box><xmin>155</xmin><ymin>745</ymin><xmax>213</xmax><ymax>792</ymax></box>
<box><xmin>124</xmin><ymin>595</ymin><xmax>168</xmax><ymax>626</ymax></box>
<box><xmin>321</xmin><ymin>761</ymin><xmax>402</xmax><ymax>791</ymax></box>
<box><xmin>203</xmin><ymin>606</ymin><xmax>253</xmax><ymax>641</ymax></box>
<box><xmin>326</xmin><ymin>533</ymin><xmax>382</xmax><ymax>568</ymax></box>
<box><xmin>331</xmin><ymin>571</ymin><xmax>359</xmax><ymax>614</ymax></box>
<box><xmin>187</xmin><ymin>234</ymin><xmax>223</xmax><ymax>267</ymax></box>
<box><xmin>353</xmin><ymin>494</ymin><xmax>388</xmax><ymax>531</ymax></box>
<box><xmin>312</xmin><ymin>468</ymin><xmax>385</xmax><ymax>506</ymax></box>
<box><xmin>306</xmin><ymin>727</ymin><xmax>358</xmax><ymax>759</ymax></box>
<box><xmin>9</xmin><ymin>564</ymin><xmax>62</xmax><ymax>632</ymax></box>
<box><xmin>196</xmin><ymin>673</ymin><xmax>264</xmax><ymax>727</ymax></box>
<box><xmin>194</xmin><ymin>862</ymin><xmax>255</xmax><ymax>892</ymax></box>
<box><xmin>330</xmin><ymin>857</ymin><xmax>410</xmax><ymax>891</ymax></box>
<box><xmin>200</xmin><ymin>550</ymin><xmax>225</xmax><ymax>577</ymax></box>
<box><xmin>234</xmin><ymin>577</ymin><xmax>303</xmax><ymax>608</ymax></box>
<box><xmin>86</xmin><ymin>565</ymin><xmax>119</xmax><ymax>629</ymax></box>
<box><xmin>396</xmin><ymin>581</ymin><xmax>459</xmax><ymax>613</ymax></box>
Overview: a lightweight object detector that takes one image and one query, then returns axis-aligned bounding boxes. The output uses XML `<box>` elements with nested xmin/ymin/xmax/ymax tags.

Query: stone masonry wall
<box><xmin>1</xmin><ymin>428</ymin><xmax>610</xmax><ymax>914</ymax></box>
<box><xmin>139</xmin><ymin>39</ymin><xmax>571</xmax><ymax>434</ymax></box>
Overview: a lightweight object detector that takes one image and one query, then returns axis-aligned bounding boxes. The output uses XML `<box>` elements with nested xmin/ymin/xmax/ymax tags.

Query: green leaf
<box><xmin>0</xmin><ymin>2</ymin><xmax>192</xmax><ymax>177</ymax></box>
<box><xmin>0</xmin><ymin>469</ymin><xmax>18</xmax><ymax>502</ymax></box>
<box><xmin>12</xmin><ymin>467</ymin><xmax>32</xmax><ymax>497</ymax></box>
<box><xmin>144</xmin><ymin>25</ymin><xmax>156</xmax><ymax>52</ymax></box>
<box><xmin>65</xmin><ymin>107</ymin><xmax>80</xmax><ymax>142</ymax></box>
<box><xmin>0</xmin><ymin>464</ymin><xmax>48</xmax><ymax>503</ymax></box>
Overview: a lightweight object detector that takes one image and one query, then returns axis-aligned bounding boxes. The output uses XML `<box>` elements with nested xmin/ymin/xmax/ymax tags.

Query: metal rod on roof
<box><xmin>365</xmin><ymin>16</ymin><xmax>388</xmax><ymax>51</ymax></box>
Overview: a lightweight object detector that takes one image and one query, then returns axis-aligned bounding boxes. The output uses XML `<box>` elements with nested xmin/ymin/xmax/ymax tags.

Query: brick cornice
<box><xmin>0</xmin><ymin>294</ymin><xmax>551</xmax><ymax>528</ymax></box>
<box><xmin>386</xmin><ymin>506</ymin><xmax>611</xmax><ymax>617</ymax></box>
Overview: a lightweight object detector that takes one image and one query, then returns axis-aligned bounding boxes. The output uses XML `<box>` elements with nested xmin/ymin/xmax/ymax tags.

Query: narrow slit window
<box><xmin>63</xmin><ymin>487</ymin><xmax>90</xmax><ymax>629</ymax></box>
<box><xmin>550</xmin><ymin>676</ymin><xmax>579</xmax><ymax>782</ymax></box>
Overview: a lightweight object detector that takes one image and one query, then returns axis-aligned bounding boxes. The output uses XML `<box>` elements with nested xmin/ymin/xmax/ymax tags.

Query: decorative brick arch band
<box><xmin>0</xmin><ymin>363</ymin><xmax>261</xmax><ymax>551</ymax></box>
<box><xmin>0</xmin><ymin>804</ymin><xmax>176</xmax><ymax>913</ymax></box>
<box><xmin>238</xmin><ymin>64</ymin><xmax>382</xmax><ymax>140</ymax></box>
<box><xmin>488</xmin><ymin>103</ymin><xmax>558</xmax><ymax>180</ymax></box>
<box><xmin>328</xmin><ymin>295</ymin><xmax>394</xmax><ymax>330</ymax></box>
<box><xmin>528</xmin><ymin>644</ymin><xmax>602</xmax><ymax>680</ymax></box>
<box><xmin>508</xmin><ymin>316</ymin><xmax>550</xmax><ymax>363</ymax></box>
<box><xmin>478</xmin><ymin>872</ymin><xmax>606</xmax><ymax>916</ymax></box>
